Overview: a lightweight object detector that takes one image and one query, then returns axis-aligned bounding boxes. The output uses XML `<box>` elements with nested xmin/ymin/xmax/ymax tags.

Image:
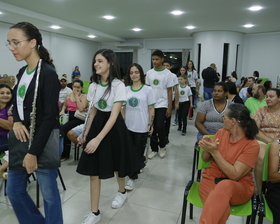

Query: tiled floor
<box><xmin>0</xmin><ymin>110</ymin><xmax>272</xmax><ymax>224</ymax></box>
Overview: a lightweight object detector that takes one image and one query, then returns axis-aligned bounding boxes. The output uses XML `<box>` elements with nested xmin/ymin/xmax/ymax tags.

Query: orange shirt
<box><xmin>202</xmin><ymin>129</ymin><xmax>259</xmax><ymax>185</ymax></box>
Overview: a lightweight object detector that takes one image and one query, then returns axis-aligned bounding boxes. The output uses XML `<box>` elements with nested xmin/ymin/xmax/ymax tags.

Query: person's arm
<box><xmin>166</xmin><ymin>87</ymin><xmax>172</xmax><ymax>117</ymax></box>
<box><xmin>195</xmin><ymin>112</ymin><xmax>213</xmax><ymax>135</ymax></box>
<box><xmin>59</xmin><ymin>94</ymin><xmax>69</xmax><ymax>116</ymax></box>
<box><xmin>253</xmin><ymin>109</ymin><xmax>274</xmax><ymax>143</ymax></box>
<box><xmin>148</xmin><ymin>104</ymin><xmax>155</xmax><ymax>135</ymax></box>
<box><xmin>121</xmin><ymin>105</ymin><xmax>126</xmax><ymax>119</ymax></box>
<box><xmin>75</xmin><ymin>94</ymin><xmax>88</xmax><ymax>112</ymax></box>
<box><xmin>199</xmin><ymin>138</ymin><xmax>253</xmax><ymax>181</ymax></box>
<box><xmin>0</xmin><ymin>116</ymin><xmax>13</xmax><ymax>131</ymax></box>
<box><xmin>189</xmin><ymin>95</ymin><xmax>193</xmax><ymax>107</ymax></box>
<box><xmin>268</xmin><ymin>141</ymin><xmax>280</xmax><ymax>183</ymax></box>
<box><xmin>174</xmin><ymin>85</ymin><xmax>179</xmax><ymax>109</ymax></box>
<box><xmin>84</xmin><ymin>102</ymin><xmax>123</xmax><ymax>154</ymax></box>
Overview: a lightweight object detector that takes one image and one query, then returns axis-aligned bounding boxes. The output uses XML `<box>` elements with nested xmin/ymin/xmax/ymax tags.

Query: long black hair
<box><xmin>227</xmin><ymin>104</ymin><xmax>258</xmax><ymax>139</ymax></box>
<box><xmin>0</xmin><ymin>84</ymin><xmax>14</xmax><ymax>107</ymax></box>
<box><xmin>125</xmin><ymin>63</ymin><xmax>145</xmax><ymax>86</ymax></box>
<box><xmin>92</xmin><ymin>49</ymin><xmax>121</xmax><ymax>99</ymax></box>
<box><xmin>10</xmin><ymin>22</ymin><xmax>55</xmax><ymax>68</ymax></box>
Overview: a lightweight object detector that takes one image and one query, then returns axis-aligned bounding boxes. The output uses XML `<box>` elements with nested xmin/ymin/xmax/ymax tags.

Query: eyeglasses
<box><xmin>5</xmin><ymin>40</ymin><xmax>28</xmax><ymax>48</ymax></box>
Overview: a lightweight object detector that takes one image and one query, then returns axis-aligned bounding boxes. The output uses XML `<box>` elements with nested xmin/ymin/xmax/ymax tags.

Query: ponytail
<box><xmin>38</xmin><ymin>45</ymin><xmax>55</xmax><ymax>68</ymax></box>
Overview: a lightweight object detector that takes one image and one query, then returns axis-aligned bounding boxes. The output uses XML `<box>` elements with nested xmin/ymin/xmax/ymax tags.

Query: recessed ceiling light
<box><xmin>132</xmin><ymin>28</ymin><xmax>141</xmax><ymax>32</ymax></box>
<box><xmin>88</xmin><ymin>35</ymin><xmax>96</xmax><ymax>38</ymax></box>
<box><xmin>50</xmin><ymin>25</ymin><xmax>61</xmax><ymax>29</ymax></box>
<box><xmin>243</xmin><ymin>24</ymin><xmax>254</xmax><ymax>28</ymax></box>
<box><xmin>171</xmin><ymin>10</ymin><xmax>183</xmax><ymax>15</ymax></box>
<box><xmin>103</xmin><ymin>15</ymin><xmax>115</xmax><ymax>20</ymax></box>
<box><xmin>0</xmin><ymin>12</ymin><xmax>3</xmax><ymax>15</ymax></box>
<box><xmin>186</xmin><ymin>26</ymin><xmax>195</xmax><ymax>29</ymax></box>
<box><xmin>249</xmin><ymin>6</ymin><xmax>263</xmax><ymax>11</ymax></box>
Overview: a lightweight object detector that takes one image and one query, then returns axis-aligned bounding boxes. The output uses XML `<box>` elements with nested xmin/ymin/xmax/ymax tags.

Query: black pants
<box><xmin>61</xmin><ymin>111</ymin><xmax>84</xmax><ymax>158</ymax></box>
<box><xmin>178</xmin><ymin>101</ymin><xmax>190</xmax><ymax>132</ymax></box>
<box><xmin>128</xmin><ymin>131</ymin><xmax>148</xmax><ymax>180</ymax></box>
<box><xmin>151</xmin><ymin>108</ymin><xmax>167</xmax><ymax>152</ymax></box>
<box><xmin>190</xmin><ymin>87</ymin><xmax>196</xmax><ymax>117</ymax></box>
<box><xmin>165</xmin><ymin>116</ymin><xmax>171</xmax><ymax>142</ymax></box>
<box><xmin>266</xmin><ymin>181</ymin><xmax>280</xmax><ymax>224</ymax></box>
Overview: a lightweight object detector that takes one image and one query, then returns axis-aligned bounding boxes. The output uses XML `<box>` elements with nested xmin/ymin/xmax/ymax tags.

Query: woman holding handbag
<box><xmin>6</xmin><ymin>22</ymin><xmax>63</xmax><ymax>224</ymax></box>
<box><xmin>60</xmin><ymin>79</ymin><xmax>87</xmax><ymax>161</ymax></box>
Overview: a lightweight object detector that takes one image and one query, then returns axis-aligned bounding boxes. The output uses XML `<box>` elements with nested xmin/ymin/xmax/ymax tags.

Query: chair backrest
<box><xmin>262</xmin><ymin>143</ymin><xmax>271</xmax><ymax>182</ymax></box>
<box><xmin>197</xmin><ymin>135</ymin><xmax>214</xmax><ymax>170</ymax></box>
<box><xmin>82</xmin><ymin>81</ymin><xmax>90</xmax><ymax>94</ymax></box>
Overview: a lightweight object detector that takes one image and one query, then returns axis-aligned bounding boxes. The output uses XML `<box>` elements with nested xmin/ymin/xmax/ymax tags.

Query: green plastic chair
<box><xmin>82</xmin><ymin>81</ymin><xmax>90</xmax><ymax>94</ymax></box>
<box><xmin>181</xmin><ymin>135</ymin><xmax>256</xmax><ymax>224</ymax></box>
<box><xmin>258</xmin><ymin>143</ymin><xmax>274</xmax><ymax>223</ymax></box>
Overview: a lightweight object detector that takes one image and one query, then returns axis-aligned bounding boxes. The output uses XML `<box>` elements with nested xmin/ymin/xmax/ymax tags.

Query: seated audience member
<box><xmin>239</xmin><ymin>77</ymin><xmax>255</xmax><ymax>102</ymax></box>
<box><xmin>246</xmin><ymin>87</ymin><xmax>253</xmax><ymax>98</ymax></box>
<box><xmin>266</xmin><ymin>140</ymin><xmax>280</xmax><ymax>223</ymax></box>
<box><xmin>253</xmin><ymin>88</ymin><xmax>280</xmax><ymax>194</ymax></box>
<box><xmin>60</xmin><ymin>80</ymin><xmax>87</xmax><ymax>161</ymax></box>
<box><xmin>225</xmin><ymin>81</ymin><xmax>243</xmax><ymax>104</ymax></box>
<box><xmin>67</xmin><ymin>74</ymin><xmax>80</xmax><ymax>89</ymax></box>
<box><xmin>245</xmin><ymin>84</ymin><xmax>267</xmax><ymax>116</ymax></box>
<box><xmin>59</xmin><ymin>75</ymin><xmax>72</xmax><ymax>108</ymax></box>
<box><xmin>253</xmin><ymin>70</ymin><xmax>259</xmax><ymax>80</ymax></box>
<box><xmin>264</xmin><ymin>80</ymin><xmax>272</xmax><ymax>92</ymax></box>
<box><xmin>236</xmin><ymin>77</ymin><xmax>246</xmax><ymax>90</ymax></box>
<box><xmin>230</xmin><ymin>71</ymin><xmax>238</xmax><ymax>83</ymax></box>
<box><xmin>7</xmin><ymin>75</ymin><xmax>16</xmax><ymax>89</ymax></box>
<box><xmin>67</xmin><ymin>124</ymin><xmax>84</xmax><ymax>146</ymax></box>
<box><xmin>199</xmin><ymin>103</ymin><xmax>259</xmax><ymax>224</ymax></box>
<box><xmin>256</xmin><ymin>79</ymin><xmax>263</xmax><ymax>84</ymax></box>
<box><xmin>195</xmin><ymin>82</ymin><xmax>232</xmax><ymax>139</ymax></box>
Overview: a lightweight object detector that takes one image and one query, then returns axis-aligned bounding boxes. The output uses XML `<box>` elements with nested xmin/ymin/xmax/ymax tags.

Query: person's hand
<box><xmin>84</xmin><ymin>137</ymin><xmax>101</xmax><ymax>154</ymax></box>
<box><xmin>198</xmin><ymin>137</ymin><xmax>219</xmax><ymax>155</ymax></box>
<box><xmin>175</xmin><ymin>103</ymin><xmax>179</xmax><ymax>109</ymax></box>
<box><xmin>148</xmin><ymin>124</ymin><xmax>154</xmax><ymax>135</ymax></box>
<box><xmin>22</xmin><ymin>153</ymin><xmax>38</xmax><ymax>174</ymax></box>
<box><xmin>59</xmin><ymin>111</ymin><xmax>64</xmax><ymax>116</ymax></box>
<box><xmin>166</xmin><ymin>107</ymin><xmax>172</xmax><ymax>117</ymax></box>
<box><xmin>13</xmin><ymin>122</ymin><xmax>30</xmax><ymax>142</ymax></box>
<box><xmin>72</xmin><ymin>89</ymin><xmax>80</xmax><ymax>100</ymax></box>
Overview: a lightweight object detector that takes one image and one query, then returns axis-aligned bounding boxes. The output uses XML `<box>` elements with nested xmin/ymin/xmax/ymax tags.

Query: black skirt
<box><xmin>76</xmin><ymin>110</ymin><xmax>144</xmax><ymax>179</ymax></box>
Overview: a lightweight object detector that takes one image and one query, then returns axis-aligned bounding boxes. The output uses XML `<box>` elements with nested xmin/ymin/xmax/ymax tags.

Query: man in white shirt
<box><xmin>59</xmin><ymin>75</ymin><xmax>72</xmax><ymax>108</ymax></box>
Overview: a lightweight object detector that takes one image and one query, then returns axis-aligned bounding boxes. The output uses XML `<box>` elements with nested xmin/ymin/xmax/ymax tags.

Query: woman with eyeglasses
<box><xmin>195</xmin><ymin>82</ymin><xmax>232</xmax><ymax>139</ymax></box>
<box><xmin>198</xmin><ymin>103</ymin><xmax>259</xmax><ymax>224</ymax></box>
<box><xmin>6</xmin><ymin>22</ymin><xmax>62</xmax><ymax>224</ymax></box>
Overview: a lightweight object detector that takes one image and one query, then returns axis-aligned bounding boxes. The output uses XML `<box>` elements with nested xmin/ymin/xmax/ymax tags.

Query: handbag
<box><xmin>8</xmin><ymin>129</ymin><xmax>60</xmax><ymax>170</ymax></box>
<box><xmin>74</xmin><ymin>110</ymin><xmax>87</xmax><ymax>121</ymax></box>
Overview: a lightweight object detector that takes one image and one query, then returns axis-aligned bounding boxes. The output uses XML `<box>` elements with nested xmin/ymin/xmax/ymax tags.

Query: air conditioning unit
<box><xmin>115</xmin><ymin>42</ymin><xmax>143</xmax><ymax>49</ymax></box>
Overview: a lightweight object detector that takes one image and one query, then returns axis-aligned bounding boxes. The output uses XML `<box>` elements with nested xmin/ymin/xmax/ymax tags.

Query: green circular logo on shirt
<box><xmin>188</xmin><ymin>74</ymin><xmax>191</xmax><ymax>78</ymax></box>
<box><xmin>180</xmin><ymin>90</ymin><xmax>185</xmax><ymax>95</ymax></box>
<box><xmin>128</xmin><ymin>97</ymin><xmax>139</xmax><ymax>107</ymax></box>
<box><xmin>18</xmin><ymin>84</ymin><xmax>26</xmax><ymax>98</ymax></box>
<box><xmin>98</xmin><ymin>99</ymin><xmax>107</xmax><ymax>109</ymax></box>
<box><xmin>153</xmin><ymin>79</ymin><xmax>159</xmax><ymax>85</ymax></box>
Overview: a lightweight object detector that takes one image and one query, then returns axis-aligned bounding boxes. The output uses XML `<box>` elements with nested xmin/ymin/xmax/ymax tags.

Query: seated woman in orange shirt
<box><xmin>198</xmin><ymin>103</ymin><xmax>259</xmax><ymax>224</ymax></box>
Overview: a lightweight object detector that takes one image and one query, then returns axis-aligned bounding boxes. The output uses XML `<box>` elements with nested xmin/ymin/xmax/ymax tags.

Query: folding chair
<box><xmin>181</xmin><ymin>136</ymin><xmax>256</xmax><ymax>224</ymax></box>
<box><xmin>258</xmin><ymin>143</ymin><xmax>274</xmax><ymax>223</ymax></box>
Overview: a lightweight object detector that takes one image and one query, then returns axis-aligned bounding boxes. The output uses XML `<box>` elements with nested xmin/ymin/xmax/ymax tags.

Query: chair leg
<box><xmin>191</xmin><ymin>144</ymin><xmax>198</xmax><ymax>181</ymax></box>
<box><xmin>189</xmin><ymin>204</ymin><xmax>194</xmax><ymax>219</ymax></box>
<box><xmin>58</xmin><ymin>169</ymin><xmax>66</xmax><ymax>191</ymax></box>
<box><xmin>245</xmin><ymin>215</ymin><xmax>251</xmax><ymax>224</ymax></box>
<box><xmin>181</xmin><ymin>195</ymin><xmax>188</xmax><ymax>224</ymax></box>
<box><xmin>4</xmin><ymin>179</ymin><xmax>7</xmax><ymax>196</ymax></box>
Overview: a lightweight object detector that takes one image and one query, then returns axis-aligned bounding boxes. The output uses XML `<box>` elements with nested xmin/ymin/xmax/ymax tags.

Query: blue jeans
<box><xmin>7</xmin><ymin>168</ymin><xmax>63</xmax><ymax>224</ymax></box>
<box><xmin>203</xmin><ymin>87</ymin><xmax>213</xmax><ymax>101</ymax></box>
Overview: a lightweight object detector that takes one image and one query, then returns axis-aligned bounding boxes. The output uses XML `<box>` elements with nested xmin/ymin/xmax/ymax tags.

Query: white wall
<box><xmin>1</xmin><ymin>23</ymin><xmax>99</xmax><ymax>82</ymax></box>
<box><xmin>241</xmin><ymin>32</ymin><xmax>280</xmax><ymax>85</ymax></box>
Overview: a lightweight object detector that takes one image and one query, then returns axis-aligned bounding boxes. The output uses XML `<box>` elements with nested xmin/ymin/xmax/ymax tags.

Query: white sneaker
<box><xmin>125</xmin><ymin>179</ymin><xmax>135</xmax><ymax>191</ymax></box>
<box><xmin>148</xmin><ymin>151</ymin><xmax>157</xmax><ymax>159</ymax></box>
<box><xmin>82</xmin><ymin>212</ymin><xmax>101</xmax><ymax>224</ymax></box>
<box><xmin>158</xmin><ymin>147</ymin><xmax>166</xmax><ymax>158</ymax></box>
<box><xmin>172</xmin><ymin>122</ymin><xmax>177</xmax><ymax>126</ymax></box>
<box><xmin>111</xmin><ymin>191</ymin><xmax>127</xmax><ymax>209</ymax></box>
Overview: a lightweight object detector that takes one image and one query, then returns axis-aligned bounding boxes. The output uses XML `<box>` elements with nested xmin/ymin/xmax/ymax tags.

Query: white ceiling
<box><xmin>0</xmin><ymin>0</ymin><xmax>280</xmax><ymax>43</ymax></box>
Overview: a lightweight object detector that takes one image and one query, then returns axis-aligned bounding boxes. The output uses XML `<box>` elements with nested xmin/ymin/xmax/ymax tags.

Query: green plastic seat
<box><xmin>82</xmin><ymin>81</ymin><xmax>90</xmax><ymax>94</ymax></box>
<box><xmin>258</xmin><ymin>143</ymin><xmax>274</xmax><ymax>223</ymax></box>
<box><xmin>181</xmin><ymin>135</ymin><xmax>255</xmax><ymax>224</ymax></box>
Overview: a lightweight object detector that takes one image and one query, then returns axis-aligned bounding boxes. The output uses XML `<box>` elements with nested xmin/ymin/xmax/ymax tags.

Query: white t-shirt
<box><xmin>124</xmin><ymin>85</ymin><xmax>156</xmax><ymax>133</ymax></box>
<box><xmin>145</xmin><ymin>68</ymin><xmax>173</xmax><ymax>108</ymax></box>
<box><xmin>59</xmin><ymin>86</ymin><xmax>72</xmax><ymax>103</ymax></box>
<box><xmin>88</xmin><ymin>79</ymin><xmax>126</xmax><ymax>112</ymax></box>
<box><xmin>17</xmin><ymin>68</ymin><xmax>35</xmax><ymax>120</ymax></box>
<box><xmin>179</xmin><ymin>85</ymin><xmax>192</xmax><ymax>102</ymax></box>
<box><xmin>187</xmin><ymin>70</ymin><xmax>198</xmax><ymax>87</ymax></box>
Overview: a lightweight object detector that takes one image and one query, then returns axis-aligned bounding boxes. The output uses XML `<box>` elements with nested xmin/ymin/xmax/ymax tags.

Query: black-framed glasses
<box><xmin>5</xmin><ymin>40</ymin><xmax>28</xmax><ymax>48</ymax></box>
